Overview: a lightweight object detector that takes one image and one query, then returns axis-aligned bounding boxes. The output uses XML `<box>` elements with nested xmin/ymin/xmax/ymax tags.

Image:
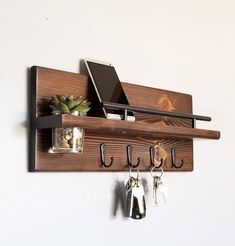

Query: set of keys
<box><xmin>125</xmin><ymin>167</ymin><xmax>167</xmax><ymax>219</ymax></box>
<box><xmin>126</xmin><ymin>173</ymin><xmax>146</xmax><ymax>219</ymax></box>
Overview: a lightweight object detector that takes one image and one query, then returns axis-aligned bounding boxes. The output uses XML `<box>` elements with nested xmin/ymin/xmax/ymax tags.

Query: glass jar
<box><xmin>51</xmin><ymin>111</ymin><xmax>85</xmax><ymax>153</ymax></box>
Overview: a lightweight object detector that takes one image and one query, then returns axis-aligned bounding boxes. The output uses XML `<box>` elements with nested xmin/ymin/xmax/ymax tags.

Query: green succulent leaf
<box><xmin>72</xmin><ymin>105</ymin><xmax>83</xmax><ymax>112</ymax></box>
<box><xmin>58</xmin><ymin>101</ymin><xmax>70</xmax><ymax>113</ymax></box>
<box><xmin>49</xmin><ymin>105</ymin><xmax>58</xmax><ymax>111</ymax></box>
<box><xmin>68</xmin><ymin>95</ymin><xmax>74</xmax><ymax>100</ymax></box>
<box><xmin>81</xmin><ymin>101</ymin><xmax>91</xmax><ymax>108</ymax></box>
<box><xmin>51</xmin><ymin>96</ymin><xmax>59</xmax><ymax>101</ymax></box>
<box><xmin>66</xmin><ymin>98</ymin><xmax>75</xmax><ymax>109</ymax></box>
<box><xmin>73</xmin><ymin>96</ymin><xmax>84</xmax><ymax>107</ymax></box>
<box><xmin>50</xmin><ymin>99</ymin><xmax>59</xmax><ymax>108</ymax></box>
<box><xmin>57</xmin><ymin>95</ymin><xmax>67</xmax><ymax>103</ymax></box>
<box><xmin>79</xmin><ymin>107</ymin><xmax>91</xmax><ymax>113</ymax></box>
<box><xmin>49</xmin><ymin>95</ymin><xmax>91</xmax><ymax>114</ymax></box>
<box><xmin>72</xmin><ymin>103</ymin><xmax>91</xmax><ymax>112</ymax></box>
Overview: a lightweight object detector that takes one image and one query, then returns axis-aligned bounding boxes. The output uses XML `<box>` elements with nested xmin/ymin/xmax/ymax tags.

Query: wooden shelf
<box><xmin>33</xmin><ymin>115</ymin><xmax>220</xmax><ymax>140</ymax></box>
<box><xmin>29</xmin><ymin>66</ymin><xmax>220</xmax><ymax>172</ymax></box>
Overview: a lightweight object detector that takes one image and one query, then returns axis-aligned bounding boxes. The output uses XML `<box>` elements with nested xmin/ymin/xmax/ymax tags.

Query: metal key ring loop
<box><xmin>129</xmin><ymin>166</ymin><xmax>140</xmax><ymax>179</ymax></box>
<box><xmin>151</xmin><ymin>166</ymin><xmax>163</xmax><ymax>178</ymax></box>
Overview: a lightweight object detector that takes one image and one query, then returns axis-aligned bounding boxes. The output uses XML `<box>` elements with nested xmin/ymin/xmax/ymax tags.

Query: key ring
<box><xmin>151</xmin><ymin>166</ymin><xmax>163</xmax><ymax>178</ymax></box>
<box><xmin>126</xmin><ymin>167</ymin><xmax>140</xmax><ymax>192</ymax></box>
<box><xmin>129</xmin><ymin>166</ymin><xmax>140</xmax><ymax>179</ymax></box>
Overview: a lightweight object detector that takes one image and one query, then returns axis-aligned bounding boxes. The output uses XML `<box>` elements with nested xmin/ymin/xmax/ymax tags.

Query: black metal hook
<box><xmin>127</xmin><ymin>145</ymin><xmax>141</xmax><ymax>168</ymax></box>
<box><xmin>149</xmin><ymin>146</ymin><xmax>163</xmax><ymax>168</ymax></box>
<box><xmin>100</xmin><ymin>143</ymin><xmax>114</xmax><ymax>168</ymax></box>
<box><xmin>171</xmin><ymin>148</ymin><xmax>184</xmax><ymax>168</ymax></box>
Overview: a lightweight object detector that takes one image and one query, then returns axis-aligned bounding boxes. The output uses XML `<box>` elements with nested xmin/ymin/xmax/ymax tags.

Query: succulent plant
<box><xmin>49</xmin><ymin>95</ymin><xmax>91</xmax><ymax>114</ymax></box>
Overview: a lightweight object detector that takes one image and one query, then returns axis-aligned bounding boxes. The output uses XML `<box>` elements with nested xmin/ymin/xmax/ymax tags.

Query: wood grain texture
<box><xmin>36</xmin><ymin>132</ymin><xmax>193</xmax><ymax>171</ymax></box>
<box><xmin>33</xmin><ymin>115</ymin><xmax>220</xmax><ymax>139</ymax></box>
<box><xmin>122</xmin><ymin>82</ymin><xmax>193</xmax><ymax>127</ymax></box>
<box><xmin>29</xmin><ymin>66</ymin><xmax>219</xmax><ymax>172</ymax></box>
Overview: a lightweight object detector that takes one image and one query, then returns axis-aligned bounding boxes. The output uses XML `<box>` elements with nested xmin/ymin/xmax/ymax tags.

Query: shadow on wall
<box><xmin>112</xmin><ymin>180</ymin><xmax>127</xmax><ymax>219</ymax></box>
<box><xmin>14</xmin><ymin>68</ymin><xmax>31</xmax><ymax>172</ymax></box>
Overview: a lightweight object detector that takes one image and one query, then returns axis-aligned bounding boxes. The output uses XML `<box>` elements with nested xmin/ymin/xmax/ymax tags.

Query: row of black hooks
<box><xmin>100</xmin><ymin>143</ymin><xmax>184</xmax><ymax>169</ymax></box>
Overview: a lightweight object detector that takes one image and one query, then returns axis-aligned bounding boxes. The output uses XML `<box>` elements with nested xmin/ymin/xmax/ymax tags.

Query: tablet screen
<box><xmin>86</xmin><ymin>61</ymin><xmax>129</xmax><ymax>105</ymax></box>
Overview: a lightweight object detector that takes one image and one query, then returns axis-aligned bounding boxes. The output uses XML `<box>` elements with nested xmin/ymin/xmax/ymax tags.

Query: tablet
<box><xmin>84</xmin><ymin>59</ymin><xmax>135</xmax><ymax>121</ymax></box>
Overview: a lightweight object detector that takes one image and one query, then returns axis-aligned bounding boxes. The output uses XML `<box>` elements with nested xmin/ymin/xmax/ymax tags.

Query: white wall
<box><xmin>1</xmin><ymin>0</ymin><xmax>235</xmax><ymax>245</ymax></box>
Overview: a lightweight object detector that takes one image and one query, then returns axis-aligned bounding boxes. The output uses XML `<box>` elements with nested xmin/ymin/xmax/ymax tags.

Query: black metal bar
<box><xmin>102</xmin><ymin>101</ymin><xmax>211</xmax><ymax>122</ymax></box>
<box><xmin>32</xmin><ymin>115</ymin><xmax>62</xmax><ymax>129</ymax></box>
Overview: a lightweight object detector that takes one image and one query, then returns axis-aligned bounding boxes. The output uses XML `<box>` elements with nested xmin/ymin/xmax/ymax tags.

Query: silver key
<box><xmin>153</xmin><ymin>176</ymin><xmax>161</xmax><ymax>205</ymax></box>
<box><xmin>153</xmin><ymin>175</ymin><xmax>167</xmax><ymax>206</ymax></box>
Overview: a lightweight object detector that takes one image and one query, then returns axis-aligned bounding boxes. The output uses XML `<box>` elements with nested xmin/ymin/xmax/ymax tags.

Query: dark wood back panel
<box><xmin>31</xmin><ymin>66</ymin><xmax>193</xmax><ymax>171</ymax></box>
<box><xmin>122</xmin><ymin>82</ymin><xmax>192</xmax><ymax>127</ymax></box>
<box><xmin>35</xmin><ymin>67</ymin><xmax>89</xmax><ymax>116</ymax></box>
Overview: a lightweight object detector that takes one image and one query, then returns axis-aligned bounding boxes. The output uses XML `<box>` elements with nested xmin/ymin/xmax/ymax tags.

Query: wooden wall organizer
<box><xmin>29</xmin><ymin>66</ymin><xmax>220</xmax><ymax>172</ymax></box>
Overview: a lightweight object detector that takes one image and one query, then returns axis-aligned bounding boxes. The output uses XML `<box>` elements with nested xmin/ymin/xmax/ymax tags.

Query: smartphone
<box><xmin>84</xmin><ymin>59</ymin><xmax>135</xmax><ymax>121</ymax></box>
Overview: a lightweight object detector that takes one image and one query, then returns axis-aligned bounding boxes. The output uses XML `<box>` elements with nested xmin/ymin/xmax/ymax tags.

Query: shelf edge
<box><xmin>31</xmin><ymin>115</ymin><xmax>220</xmax><ymax>140</ymax></box>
